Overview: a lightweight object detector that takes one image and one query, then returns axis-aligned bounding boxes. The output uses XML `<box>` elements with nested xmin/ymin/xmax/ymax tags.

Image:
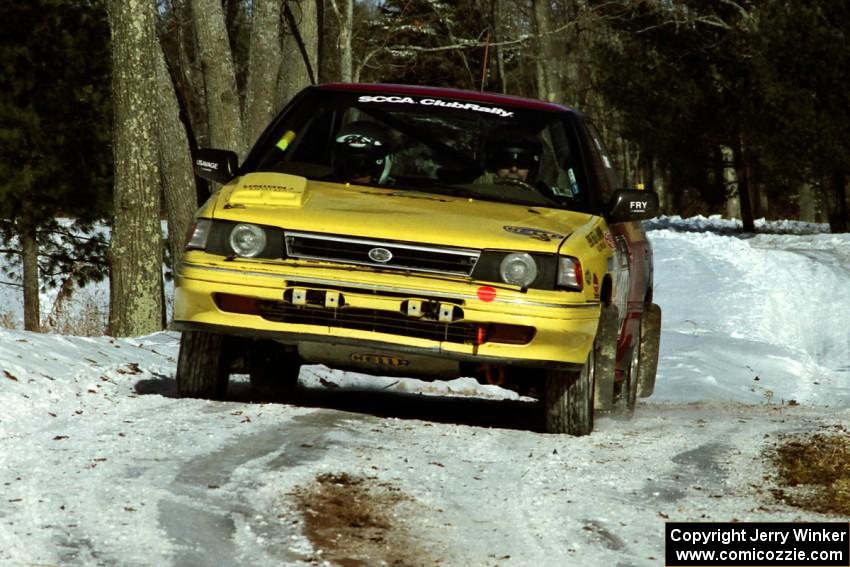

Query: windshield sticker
<box><xmin>567</xmin><ymin>168</ymin><xmax>579</xmax><ymax>195</ymax></box>
<box><xmin>503</xmin><ymin>226</ymin><xmax>564</xmax><ymax>242</ymax></box>
<box><xmin>358</xmin><ymin>95</ymin><xmax>514</xmax><ymax>118</ymax></box>
<box><xmin>275</xmin><ymin>130</ymin><xmax>296</xmax><ymax>152</ymax></box>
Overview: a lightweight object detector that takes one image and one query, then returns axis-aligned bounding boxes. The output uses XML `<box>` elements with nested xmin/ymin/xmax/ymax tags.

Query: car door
<box><xmin>581</xmin><ymin>121</ymin><xmax>649</xmax><ymax>373</ymax></box>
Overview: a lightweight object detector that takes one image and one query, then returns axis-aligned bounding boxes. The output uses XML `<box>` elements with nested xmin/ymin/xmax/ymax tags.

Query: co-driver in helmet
<box><xmin>331</xmin><ymin>121</ymin><xmax>393</xmax><ymax>185</ymax></box>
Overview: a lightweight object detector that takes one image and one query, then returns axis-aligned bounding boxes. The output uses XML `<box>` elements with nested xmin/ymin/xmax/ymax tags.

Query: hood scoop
<box><xmin>227</xmin><ymin>172</ymin><xmax>308</xmax><ymax>207</ymax></box>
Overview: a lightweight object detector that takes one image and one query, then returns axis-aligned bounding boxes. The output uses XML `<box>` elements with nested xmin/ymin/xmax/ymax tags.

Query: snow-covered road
<box><xmin>1</xmin><ymin>217</ymin><xmax>849</xmax><ymax>566</ymax></box>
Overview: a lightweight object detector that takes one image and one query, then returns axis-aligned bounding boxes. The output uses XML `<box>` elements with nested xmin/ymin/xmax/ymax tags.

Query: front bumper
<box><xmin>172</xmin><ymin>257</ymin><xmax>601</xmax><ymax>370</ymax></box>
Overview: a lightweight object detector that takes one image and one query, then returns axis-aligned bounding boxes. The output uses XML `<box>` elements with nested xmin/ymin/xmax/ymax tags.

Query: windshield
<box><xmin>247</xmin><ymin>89</ymin><xmax>592</xmax><ymax>211</ymax></box>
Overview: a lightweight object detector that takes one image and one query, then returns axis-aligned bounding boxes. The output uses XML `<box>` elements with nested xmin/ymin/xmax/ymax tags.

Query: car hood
<box><xmin>210</xmin><ymin>172</ymin><xmax>594</xmax><ymax>252</ymax></box>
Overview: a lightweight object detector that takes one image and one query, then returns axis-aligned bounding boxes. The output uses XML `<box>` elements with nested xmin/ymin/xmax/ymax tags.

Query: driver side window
<box><xmin>584</xmin><ymin>122</ymin><xmax>619</xmax><ymax>206</ymax></box>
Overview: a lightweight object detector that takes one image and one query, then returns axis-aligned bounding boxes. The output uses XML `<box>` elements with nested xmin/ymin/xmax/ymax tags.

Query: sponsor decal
<box><xmin>350</xmin><ymin>353</ymin><xmax>410</xmax><ymax>367</ymax></box>
<box><xmin>240</xmin><ymin>184</ymin><xmax>298</xmax><ymax>192</ymax></box>
<box><xmin>503</xmin><ymin>226</ymin><xmax>564</xmax><ymax>242</ymax></box>
<box><xmin>603</xmin><ymin>231</ymin><xmax>616</xmax><ymax>250</ymax></box>
<box><xmin>196</xmin><ymin>159</ymin><xmax>218</xmax><ymax>170</ymax></box>
<box><xmin>585</xmin><ymin>226</ymin><xmax>605</xmax><ymax>247</ymax></box>
<box><xmin>477</xmin><ymin>286</ymin><xmax>497</xmax><ymax>302</ymax></box>
<box><xmin>358</xmin><ymin>95</ymin><xmax>514</xmax><ymax>118</ymax></box>
<box><xmin>592</xmin><ymin>273</ymin><xmax>600</xmax><ymax>297</ymax></box>
<box><xmin>629</xmin><ymin>200</ymin><xmax>650</xmax><ymax>211</ymax></box>
<box><xmin>368</xmin><ymin>247</ymin><xmax>393</xmax><ymax>263</ymax></box>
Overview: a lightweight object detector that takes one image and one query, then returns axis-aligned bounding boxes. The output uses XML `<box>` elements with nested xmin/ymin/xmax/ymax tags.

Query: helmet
<box><xmin>485</xmin><ymin>126</ymin><xmax>542</xmax><ymax>181</ymax></box>
<box><xmin>332</xmin><ymin>121</ymin><xmax>393</xmax><ymax>184</ymax></box>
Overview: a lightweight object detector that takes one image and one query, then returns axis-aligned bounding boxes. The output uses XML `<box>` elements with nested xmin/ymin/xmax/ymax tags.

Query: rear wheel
<box><xmin>623</xmin><ymin>333</ymin><xmax>641</xmax><ymax>411</ymax></box>
<box><xmin>543</xmin><ymin>348</ymin><xmax>595</xmax><ymax>435</ymax></box>
<box><xmin>249</xmin><ymin>341</ymin><xmax>301</xmax><ymax>399</ymax></box>
<box><xmin>176</xmin><ymin>330</ymin><xmax>231</xmax><ymax>399</ymax></box>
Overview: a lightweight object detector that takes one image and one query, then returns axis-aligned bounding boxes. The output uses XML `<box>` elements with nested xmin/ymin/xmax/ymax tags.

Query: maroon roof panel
<box><xmin>317</xmin><ymin>83</ymin><xmax>572</xmax><ymax>113</ymax></box>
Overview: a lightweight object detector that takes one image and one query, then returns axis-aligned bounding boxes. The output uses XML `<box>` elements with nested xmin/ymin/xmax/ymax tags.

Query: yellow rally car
<box><xmin>173</xmin><ymin>83</ymin><xmax>661</xmax><ymax>435</ymax></box>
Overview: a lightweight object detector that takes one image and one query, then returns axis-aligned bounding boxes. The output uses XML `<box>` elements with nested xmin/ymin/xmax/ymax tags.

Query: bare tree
<box><xmin>155</xmin><ymin>40</ymin><xmax>197</xmax><ymax>272</ymax></box>
<box><xmin>106</xmin><ymin>0</ymin><xmax>164</xmax><ymax>336</ymax></box>
<box><xmin>328</xmin><ymin>0</ymin><xmax>353</xmax><ymax>81</ymax></box>
<box><xmin>244</xmin><ymin>0</ymin><xmax>285</xmax><ymax>144</ymax></box>
<box><xmin>191</xmin><ymin>0</ymin><xmax>244</xmax><ymax>154</ymax></box>
<box><xmin>531</xmin><ymin>0</ymin><xmax>561</xmax><ymax>102</ymax></box>
<box><xmin>280</xmin><ymin>0</ymin><xmax>319</xmax><ymax>105</ymax></box>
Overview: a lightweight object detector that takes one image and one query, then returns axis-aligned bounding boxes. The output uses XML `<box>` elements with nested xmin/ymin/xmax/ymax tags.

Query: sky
<box><xmin>1</xmin><ymin>215</ymin><xmax>848</xmax><ymax>566</ymax></box>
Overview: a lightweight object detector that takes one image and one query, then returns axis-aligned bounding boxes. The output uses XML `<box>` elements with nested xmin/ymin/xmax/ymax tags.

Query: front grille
<box><xmin>257</xmin><ymin>300</ymin><xmax>478</xmax><ymax>344</ymax></box>
<box><xmin>285</xmin><ymin>231</ymin><xmax>480</xmax><ymax>276</ymax></box>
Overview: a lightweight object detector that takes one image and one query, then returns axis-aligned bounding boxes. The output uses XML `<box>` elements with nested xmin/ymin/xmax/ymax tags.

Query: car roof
<box><xmin>317</xmin><ymin>83</ymin><xmax>574</xmax><ymax>114</ymax></box>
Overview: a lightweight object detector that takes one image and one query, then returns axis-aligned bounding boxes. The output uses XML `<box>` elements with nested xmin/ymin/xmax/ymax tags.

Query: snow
<box><xmin>1</xmin><ymin>217</ymin><xmax>849</xmax><ymax>566</ymax></box>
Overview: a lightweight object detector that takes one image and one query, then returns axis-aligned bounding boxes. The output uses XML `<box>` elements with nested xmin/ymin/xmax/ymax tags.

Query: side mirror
<box><xmin>193</xmin><ymin>148</ymin><xmax>238</xmax><ymax>184</ymax></box>
<box><xmin>606</xmin><ymin>189</ymin><xmax>659</xmax><ymax>222</ymax></box>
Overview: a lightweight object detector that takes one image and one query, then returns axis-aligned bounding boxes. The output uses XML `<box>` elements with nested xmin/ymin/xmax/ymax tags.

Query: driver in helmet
<box><xmin>331</xmin><ymin>121</ymin><xmax>393</xmax><ymax>185</ymax></box>
<box><xmin>476</xmin><ymin>127</ymin><xmax>543</xmax><ymax>185</ymax></box>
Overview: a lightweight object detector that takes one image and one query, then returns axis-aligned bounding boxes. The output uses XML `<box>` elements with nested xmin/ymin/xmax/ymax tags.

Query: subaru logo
<box><xmin>368</xmin><ymin>247</ymin><xmax>392</xmax><ymax>263</ymax></box>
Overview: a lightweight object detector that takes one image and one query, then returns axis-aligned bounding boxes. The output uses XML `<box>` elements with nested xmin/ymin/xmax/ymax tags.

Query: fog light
<box><xmin>214</xmin><ymin>293</ymin><xmax>259</xmax><ymax>315</ymax></box>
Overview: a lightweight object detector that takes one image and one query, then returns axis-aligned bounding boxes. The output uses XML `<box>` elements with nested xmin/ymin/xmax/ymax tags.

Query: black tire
<box><xmin>249</xmin><ymin>341</ymin><xmax>301</xmax><ymax>399</ymax></box>
<box><xmin>176</xmin><ymin>330</ymin><xmax>231</xmax><ymax>399</ymax></box>
<box><xmin>623</xmin><ymin>331</ymin><xmax>641</xmax><ymax>411</ymax></box>
<box><xmin>543</xmin><ymin>348</ymin><xmax>595</xmax><ymax>435</ymax></box>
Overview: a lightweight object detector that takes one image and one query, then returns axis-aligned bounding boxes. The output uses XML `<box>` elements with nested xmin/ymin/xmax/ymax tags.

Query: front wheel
<box><xmin>176</xmin><ymin>330</ymin><xmax>231</xmax><ymax>399</ymax></box>
<box><xmin>543</xmin><ymin>348</ymin><xmax>595</xmax><ymax>435</ymax></box>
<box><xmin>248</xmin><ymin>341</ymin><xmax>301</xmax><ymax>400</ymax></box>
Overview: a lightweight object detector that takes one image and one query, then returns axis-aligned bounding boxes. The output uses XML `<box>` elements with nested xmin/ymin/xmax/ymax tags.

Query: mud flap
<box><xmin>593</xmin><ymin>305</ymin><xmax>619</xmax><ymax>411</ymax></box>
<box><xmin>637</xmin><ymin>303</ymin><xmax>661</xmax><ymax>398</ymax></box>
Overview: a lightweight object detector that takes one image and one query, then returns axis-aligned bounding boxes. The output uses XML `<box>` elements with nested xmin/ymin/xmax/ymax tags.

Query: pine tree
<box><xmin>0</xmin><ymin>0</ymin><xmax>112</xmax><ymax>330</ymax></box>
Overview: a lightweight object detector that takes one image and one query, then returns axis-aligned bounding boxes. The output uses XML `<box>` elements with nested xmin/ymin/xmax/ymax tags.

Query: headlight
<box><xmin>185</xmin><ymin>219</ymin><xmax>211</xmax><ymax>250</ymax></box>
<box><xmin>557</xmin><ymin>256</ymin><xmax>583</xmax><ymax>291</ymax></box>
<box><xmin>499</xmin><ymin>253</ymin><xmax>538</xmax><ymax>287</ymax></box>
<box><xmin>229</xmin><ymin>223</ymin><xmax>267</xmax><ymax>257</ymax></box>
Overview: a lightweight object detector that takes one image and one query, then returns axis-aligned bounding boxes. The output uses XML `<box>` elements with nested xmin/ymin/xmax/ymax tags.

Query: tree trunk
<box><xmin>155</xmin><ymin>39</ymin><xmax>197</xmax><ymax>274</ymax></box>
<box><xmin>107</xmin><ymin>0</ymin><xmax>164</xmax><ymax>337</ymax></box>
<box><xmin>279</xmin><ymin>0</ymin><xmax>319</xmax><ymax>107</ymax></box>
<box><xmin>327</xmin><ymin>0</ymin><xmax>352</xmax><ymax>82</ymax></box>
<box><xmin>191</xmin><ymin>0</ymin><xmax>244</xmax><ymax>155</ymax></box>
<box><xmin>828</xmin><ymin>170</ymin><xmax>848</xmax><ymax>233</ymax></box>
<box><xmin>490</xmin><ymin>0</ymin><xmax>506</xmax><ymax>93</ymax></box>
<box><xmin>722</xmin><ymin>145</ymin><xmax>741</xmax><ymax>220</ymax></box>
<box><xmin>531</xmin><ymin>0</ymin><xmax>562</xmax><ymax>102</ymax></box>
<box><xmin>798</xmin><ymin>183</ymin><xmax>817</xmax><ymax>223</ymax></box>
<box><xmin>21</xmin><ymin>221</ymin><xmax>40</xmax><ymax>332</ymax></box>
<box><xmin>733</xmin><ymin>138</ymin><xmax>756</xmax><ymax>233</ymax></box>
<box><xmin>244</xmin><ymin>0</ymin><xmax>284</xmax><ymax>145</ymax></box>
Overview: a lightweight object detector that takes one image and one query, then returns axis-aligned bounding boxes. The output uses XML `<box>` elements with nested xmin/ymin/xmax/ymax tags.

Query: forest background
<box><xmin>0</xmin><ymin>0</ymin><xmax>847</xmax><ymax>336</ymax></box>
